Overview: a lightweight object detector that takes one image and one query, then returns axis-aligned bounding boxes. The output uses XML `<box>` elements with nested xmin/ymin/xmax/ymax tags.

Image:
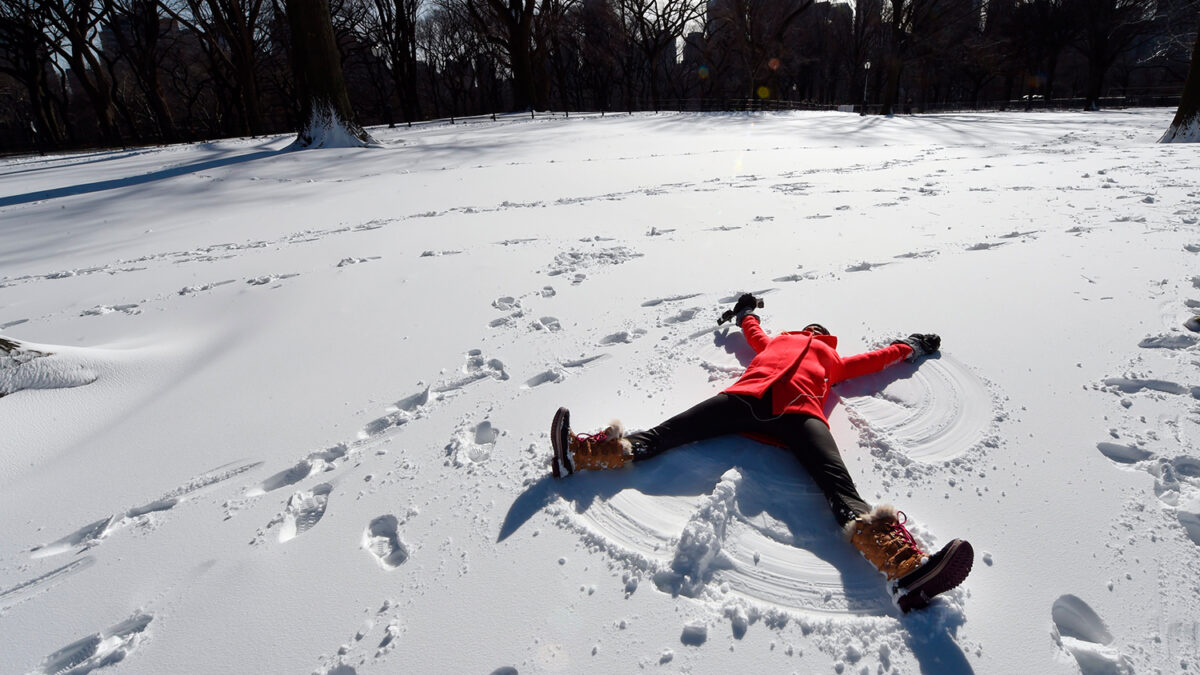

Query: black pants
<box><xmin>627</xmin><ymin>392</ymin><xmax>870</xmax><ymax>526</ymax></box>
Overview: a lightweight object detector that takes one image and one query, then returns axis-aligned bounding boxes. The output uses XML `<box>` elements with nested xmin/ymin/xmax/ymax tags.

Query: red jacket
<box><xmin>722</xmin><ymin>315</ymin><xmax>913</xmax><ymax>425</ymax></box>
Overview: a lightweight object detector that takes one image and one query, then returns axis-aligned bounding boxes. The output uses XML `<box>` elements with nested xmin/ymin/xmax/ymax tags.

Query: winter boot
<box><xmin>550</xmin><ymin>407</ymin><xmax>633</xmax><ymax>477</ymax></box>
<box><xmin>846</xmin><ymin>505</ymin><xmax>974</xmax><ymax>612</ymax></box>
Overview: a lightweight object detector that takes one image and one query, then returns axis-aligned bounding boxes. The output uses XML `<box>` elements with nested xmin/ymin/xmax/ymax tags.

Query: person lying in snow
<box><xmin>550</xmin><ymin>293</ymin><xmax>973</xmax><ymax>612</ymax></box>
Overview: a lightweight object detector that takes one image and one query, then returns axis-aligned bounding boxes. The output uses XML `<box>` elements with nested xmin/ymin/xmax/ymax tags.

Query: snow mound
<box><xmin>1160</xmin><ymin>117</ymin><xmax>1200</xmax><ymax>143</ymax></box>
<box><xmin>0</xmin><ymin>337</ymin><xmax>98</xmax><ymax>396</ymax></box>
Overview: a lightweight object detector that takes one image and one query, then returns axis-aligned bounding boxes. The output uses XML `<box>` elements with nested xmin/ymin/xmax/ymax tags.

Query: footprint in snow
<box><xmin>336</xmin><ymin>256</ymin><xmax>381</xmax><ymax>267</ymax></box>
<box><xmin>642</xmin><ymin>293</ymin><xmax>701</xmax><ymax>307</ymax></box>
<box><xmin>523</xmin><ymin>369</ymin><xmax>564</xmax><ymax>388</ymax></box>
<box><xmin>30</xmin><ymin>517</ymin><xmax>113</xmax><ymax>559</ymax></box>
<box><xmin>178</xmin><ymin>280</ymin><xmax>237</xmax><ymax>295</ymax></box>
<box><xmin>364</xmin><ymin>515</ymin><xmax>409</xmax><ymax>569</ymax></box>
<box><xmin>445</xmin><ymin>420</ymin><xmax>500</xmax><ymax>467</ymax></box>
<box><xmin>1137</xmin><ymin>333</ymin><xmax>1198</xmax><ymax>349</ymax></box>
<box><xmin>278</xmin><ymin>483</ymin><xmax>332</xmax><ymax>542</ymax></box>
<box><xmin>663</xmin><ymin>307</ymin><xmax>702</xmax><ymax>324</ymax></box>
<box><xmin>1097</xmin><ymin>428</ymin><xmax>1200</xmax><ymax>545</ymax></box>
<box><xmin>356</xmin><ymin>387</ymin><xmax>431</xmax><ymax>439</ymax></box>
<box><xmin>1051</xmin><ymin>595</ymin><xmax>1132</xmax><ymax>675</ymax></box>
<box><xmin>533</xmin><ymin>316</ymin><xmax>561</xmax><ymax>332</ymax></box>
<box><xmin>0</xmin><ymin>557</ymin><xmax>96</xmax><ymax>611</ymax></box>
<box><xmin>600</xmin><ymin>330</ymin><xmax>645</xmax><ymax>345</ymax></box>
<box><xmin>1177</xmin><ymin>497</ymin><xmax>1200</xmax><ymax>546</ymax></box>
<box><xmin>433</xmin><ymin>350</ymin><xmax>508</xmax><ymax>394</ymax></box>
<box><xmin>31</xmin><ymin>462</ymin><xmax>262</xmax><ymax>557</ymax></box>
<box><xmin>246</xmin><ymin>273</ymin><xmax>299</xmax><ymax>286</ymax></box>
<box><xmin>1102</xmin><ymin>377</ymin><xmax>1195</xmax><ymax>398</ymax></box>
<box><xmin>80</xmin><ymin>303</ymin><xmax>141</xmax><ymax>316</ymax></box>
<box><xmin>1095</xmin><ymin>442</ymin><xmax>1153</xmax><ymax>464</ymax></box>
<box><xmin>772</xmin><ymin>273</ymin><xmax>811</xmax><ymax>283</ymax></box>
<box><xmin>522</xmin><ymin>353</ymin><xmax>613</xmax><ymax>388</ymax></box>
<box><xmin>845</xmin><ymin>261</ymin><xmax>890</xmax><ymax>273</ymax></box>
<box><xmin>30</xmin><ymin>613</ymin><xmax>153</xmax><ymax>675</ymax></box>
<box><xmin>492</xmin><ymin>296</ymin><xmax>520</xmax><ymax>311</ymax></box>
<box><xmin>251</xmin><ymin>445</ymin><xmax>348</xmax><ymax>495</ymax></box>
<box><xmin>718</xmin><ymin>290</ymin><xmax>774</xmax><ymax>304</ymax></box>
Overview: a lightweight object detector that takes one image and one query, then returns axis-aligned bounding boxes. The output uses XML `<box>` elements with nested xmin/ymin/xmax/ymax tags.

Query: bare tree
<box><xmin>358</xmin><ymin>0</ymin><xmax>422</xmax><ymax>122</ymax></box>
<box><xmin>576</xmin><ymin>0</ymin><xmax>623</xmax><ymax>110</ymax></box>
<box><xmin>845</xmin><ymin>0</ymin><xmax>882</xmax><ymax>109</ymax></box>
<box><xmin>0</xmin><ymin>0</ymin><xmax>67</xmax><ymax>147</ymax></box>
<box><xmin>450</xmin><ymin>0</ymin><xmax>539</xmax><ymax>110</ymax></box>
<box><xmin>617</xmin><ymin>0</ymin><xmax>705</xmax><ymax>108</ymax></box>
<box><xmin>101</xmin><ymin>0</ymin><xmax>180</xmax><ymax>141</ymax></box>
<box><xmin>877</xmin><ymin>0</ymin><xmax>980</xmax><ymax>114</ymax></box>
<box><xmin>157</xmin><ymin>0</ymin><xmax>270</xmax><ymax>135</ymax></box>
<box><xmin>710</xmin><ymin>0</ymin><xmax>813</xmax><ymax>100</ymax></box>
<box><xmin>41</xmin><ymin>0</ymin><xmax>123</xmax><ymax>142</ymax></box>
<box><xmin>1069</xmin><ymin>0</ymin><xmax>1157</xmax><ymax>110</ymax></box>
<box><xmin>282</xmin><ymin>0</ymin><xmax>372</xmax><ymax>146</ymax></box>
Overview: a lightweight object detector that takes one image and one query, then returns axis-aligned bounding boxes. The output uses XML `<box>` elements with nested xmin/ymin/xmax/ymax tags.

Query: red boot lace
<box><xmin>575</xmin><ymin>431</ymin><xmax>608</xmax><ymax>444</ymax></box>
<box><xmin>891</xmin><ymin>511</ymin><xmax>926</xmax><ymax>556</ymax></box>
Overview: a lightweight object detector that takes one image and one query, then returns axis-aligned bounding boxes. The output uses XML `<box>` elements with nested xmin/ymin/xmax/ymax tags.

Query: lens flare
<box><xmin>698</xmin><ymin>65</ymin><xmax>710</xmax><ymax>79</ymax></box>
<box><xmin>756</xmin><ymin>86</ymin><xmax>770</xmax><ymax>99</ymax></box>
<box><xmin>768</xmin><ymin>58</ymin><xmax>781</xmax><ymax>71</ymax></box>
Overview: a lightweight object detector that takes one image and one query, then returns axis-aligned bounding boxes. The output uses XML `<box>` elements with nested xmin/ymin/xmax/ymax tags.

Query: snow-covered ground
<box><xmin>2</xmin><ymin>109</ymin><xmax>1198</xmax><ymax>674</ymax></box>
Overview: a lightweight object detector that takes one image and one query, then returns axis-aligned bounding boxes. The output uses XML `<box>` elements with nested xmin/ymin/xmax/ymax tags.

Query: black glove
<box><xmin>892</xmin><ymin>333</ymin><xmax>940</xmax><ymax>361</ymax></box>
<box><xmin>718</xmin><ymin>293</ymin><xmax>763</xmax><ymax>326</ymax></box>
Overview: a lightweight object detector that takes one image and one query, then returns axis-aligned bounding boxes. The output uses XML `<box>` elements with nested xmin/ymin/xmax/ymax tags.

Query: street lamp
<box><xmin>861</xmin><ymin>61</ymin><xmax>871</xmax><ymax>116</ymax></box>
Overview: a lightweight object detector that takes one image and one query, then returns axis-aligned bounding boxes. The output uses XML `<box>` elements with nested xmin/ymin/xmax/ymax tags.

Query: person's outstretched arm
<box><xmin>838</xmin><ymin>333</ymin><xmax>940</xmax><ymax>381</ymax></box>
<box><xmin>738</xmin><ymin>314</ymin><xmax>771</xmax><ymax>353</ymax></box>
<box><xmin>727</xmin><ymin>293</ymin><xmax>770</xmax><ymax>353</ymax></box>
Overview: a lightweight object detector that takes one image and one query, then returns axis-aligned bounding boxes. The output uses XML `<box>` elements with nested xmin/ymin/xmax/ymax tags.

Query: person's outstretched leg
<box><xmin>552</xmin><ymin>393</ymin><xmax>765</xmax><ymax>476</ymax></box>
<box><xmin>626</xmin><ymin>392</ymin><xmax>768</xmax><ymax>461</ymax></box>
<box><xmin>771</xmin><ymin>415</ymin><xmax>871</xmax><ymax>527</ymax></box>
<box><xmin>770</xmin><ymin>415</ymin><xmax>976</xmax><ymax>612</ymax></box>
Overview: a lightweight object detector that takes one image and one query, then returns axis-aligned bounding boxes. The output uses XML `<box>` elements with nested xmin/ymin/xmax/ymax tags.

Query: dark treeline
<box><xmin>1</xmin><ymin>0</ymin><xmax>1196</xmax><ymax>152</ymax></box>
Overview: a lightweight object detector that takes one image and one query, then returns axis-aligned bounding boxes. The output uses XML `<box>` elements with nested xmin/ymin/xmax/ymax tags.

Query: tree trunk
<box><xmin>285</xmin><ymin>0</ymin><xmax>373</xmax><ymax>147</ymax></box>
<box><xmin>65</xmin><ymin>34</ymin><xmax>121</xmax><ymax>143</ymax></box>
<box><xmin>1162</xmin><ymin>26</ymin><xmax>1200</xmax><ymax>143</ymax></box>
<box><xmin>881</xmin><ymin>55</ymin><xmax>902</xmax><ymax>115</ymax></box>
<box><xmin>509</xmin><ymin>30</ymin><xmax>536</xmax><ymax>110</ymax></box>
<box><xmin>1083</xmin><ymin>52</ymin><xmax>1106</xmax><ymax>111</ymax></box>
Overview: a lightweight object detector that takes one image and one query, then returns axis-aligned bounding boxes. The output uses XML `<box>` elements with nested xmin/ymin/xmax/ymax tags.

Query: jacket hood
<box><xmin>780</xmin><ymin>330</ymin><xmax>838</xmax><ymax>349</ymax></box>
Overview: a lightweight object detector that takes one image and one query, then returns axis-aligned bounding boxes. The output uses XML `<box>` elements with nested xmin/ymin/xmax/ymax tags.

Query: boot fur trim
<box><xmin>605</xmin><ymin>420</ymin><xmax>634</xmax><ymax>457</ymax></box>
<box><xmin>843</xmin><ymin>504</ymin><xmax>897</xmax><ymax>540</ymax></box>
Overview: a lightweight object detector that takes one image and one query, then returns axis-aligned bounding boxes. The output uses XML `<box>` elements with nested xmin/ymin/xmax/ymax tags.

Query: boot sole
<box><xmin>551</xmin><ymin>407</ymin><xmax>572</xmax><ymax>477</ymax></box>
<box><xmin>896</xmin><ymin>539</ymin><xmax>973</xmax><ymax>613</ymax></box>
